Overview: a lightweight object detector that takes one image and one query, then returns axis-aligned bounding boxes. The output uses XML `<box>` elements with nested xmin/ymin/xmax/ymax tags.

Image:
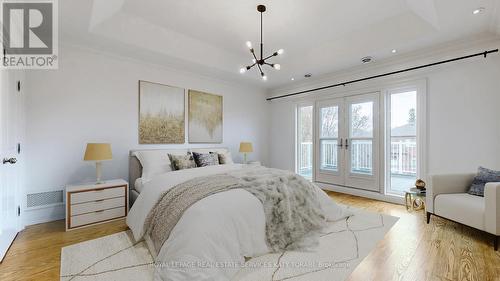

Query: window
<box><xmin>349</xmin><ymin>101</ymin><xmax>374</xmax><ymax>175</ymax></box>
<box><xmin>387</xmin><ymin>90</ymin><xmax>417</xmax><ymax>195</ymax></box>
<box><xmin>297</xmin><ymin>105</ymin><xmax>313</xmax><ymax>180</ymax></box>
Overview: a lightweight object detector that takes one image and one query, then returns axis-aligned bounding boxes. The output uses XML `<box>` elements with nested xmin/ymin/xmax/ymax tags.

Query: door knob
<box><xmin>337</xmin><ymin>138</ymin><xmax>343</xmax><ymax>148</ymax></box>
<box><xmin>3</xmin><ymin>157</ymin><xmax>17</xmax><ymax>164</ymax></box>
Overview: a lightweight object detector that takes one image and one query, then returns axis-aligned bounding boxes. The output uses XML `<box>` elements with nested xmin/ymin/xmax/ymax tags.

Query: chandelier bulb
<box><xmin>252</xmin><ymin>58</ymin><xmax>256</xmax><ymax>64</ymax></box>
<box><xmin>277</xmin><ymin>49</ymin><xmax>284</xmax><ymax>55</ymax></box>
<box><xmin>262</xmin><ymin>75</ymin><xmax>267</xmax><ymax>81</ymax></box>
<box><xmin>240</xmin><ymin>68</ymin><xmax>246</xmax><ymax>74</ymax></box>
<box><xmin>274</xmin><ymin>64</ymin><xmax>281</xmax><ymax>70</ymax></box>
<box><xmin>246</xmin><ymin>41</ymin><xmax>253</xmax><ymax>49</ymax></box>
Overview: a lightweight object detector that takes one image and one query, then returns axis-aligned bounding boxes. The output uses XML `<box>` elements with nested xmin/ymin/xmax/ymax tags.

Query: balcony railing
<box><xmin>298</xmin><ymin>138</ymin><xmax>417</xmax><ymax>178</ymax></box>
<box><xmin>298</xmin><ymin>142</ymin><xmax>313</xmax><ymax>178</ymax></box>
<box><xmin>390</xmin><ymin>137</ymin><xmax>417</xmax><ymax>175</ymax></box>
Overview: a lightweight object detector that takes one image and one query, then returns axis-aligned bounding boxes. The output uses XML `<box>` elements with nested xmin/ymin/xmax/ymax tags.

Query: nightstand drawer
<box><xmin>71</xmin><ymin>207</ymin><xmax>125</xmax><ymax>228</ymax></box>
<box><xmin>71</xmin><ymin>197</ymin><xmax>125</xmax><ymax>216</ymax></box>
<box><xmin>70</xmin><ymin>186</ymin><xmax>125</xmax><ymax>204</ymax></box>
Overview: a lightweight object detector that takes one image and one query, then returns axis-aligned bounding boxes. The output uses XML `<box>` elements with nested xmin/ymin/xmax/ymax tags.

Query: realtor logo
<box><xmin>1</xmin><ymin>0</ymin><xmax>58</xmax><ymax>69</ymax></box>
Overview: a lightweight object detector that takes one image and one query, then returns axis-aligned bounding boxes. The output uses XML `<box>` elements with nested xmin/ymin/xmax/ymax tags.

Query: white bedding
<box><xmin>126</xmin><ymin>164</ymin><xmax>350</xmax><ymax>281</ymax></box>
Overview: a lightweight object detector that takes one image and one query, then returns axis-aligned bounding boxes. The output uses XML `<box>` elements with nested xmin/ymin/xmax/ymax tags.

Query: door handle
<box><xmin>345</xmin><ymin>139</ymin><xmax>349</xmax><ymax>149</ymax></box>
<box><xmin>3</xmin><ymin>157</ymin><xmax>17</xmax><ymax>164</ymax></box>
<box><xmin>337</xmin><ymin>138</ymin><xmax>343</xmax><ymax>148</ymax></box>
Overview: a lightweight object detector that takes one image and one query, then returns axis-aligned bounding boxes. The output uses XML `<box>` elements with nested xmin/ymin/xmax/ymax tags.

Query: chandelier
<box><xmin>240</xmin><ymin>5</ymin><xmax>283</xmax><ymax>81</ymax></box>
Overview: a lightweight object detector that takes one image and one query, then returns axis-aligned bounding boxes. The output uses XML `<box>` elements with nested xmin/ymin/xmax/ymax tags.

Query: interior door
<box><xmin>315</xmin><ymin>98</ymin><xmax>345</xmax><ymax>185</ymax></box>
<box><xmin>344</xmin><ymin>93</ymin><xmax>380</xmax><ymax>191</ymax></box>
<box><xmin>0</xmin><ymin>69</ymin><xmax>22</xmax><ymax>262</ymax></box>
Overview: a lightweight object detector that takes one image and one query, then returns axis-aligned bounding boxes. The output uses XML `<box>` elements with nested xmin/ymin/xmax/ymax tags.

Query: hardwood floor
<box><xmin>0</xmin><ymin>219</ymin><xmax>128</xmax><ymax>281</ymax></box>
<box><xmin>331</xmin><ymin>192</ymin><xmax>500</xmax><ymax>281</ymax></box>
<box><xmin>0</xmin><ymin>192</ymin><xmax>498</xmax><ymax>281</ymax></box>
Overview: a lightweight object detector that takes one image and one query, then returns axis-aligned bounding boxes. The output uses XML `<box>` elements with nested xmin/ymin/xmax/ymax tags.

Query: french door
<box><xmin>315</xmin><ymin>92</ymin><xmax>380</xmax><ymax>191</ymax></box>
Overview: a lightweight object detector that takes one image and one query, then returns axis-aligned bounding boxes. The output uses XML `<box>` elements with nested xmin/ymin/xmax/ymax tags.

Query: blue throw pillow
<box><xmin>468</xmin><ymin>166</ymin><xmax>500</xmax><ymax>197</ymax></box>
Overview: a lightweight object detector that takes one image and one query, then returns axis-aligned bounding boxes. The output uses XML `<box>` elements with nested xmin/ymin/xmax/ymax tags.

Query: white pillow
<box><xmin>134</xmin><ymin>178</ymin><xmax>145</xmax><ymax>193</ymax></box>
<box><xmin>135</xmin><ymin>150</ymin><xmax>187</xmax><ymax>182</ymax></box>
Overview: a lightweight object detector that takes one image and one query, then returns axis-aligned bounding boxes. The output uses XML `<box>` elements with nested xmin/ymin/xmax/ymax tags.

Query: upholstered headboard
<box><xmin>129</xmin><ymin>152</ymin><xmax>143</xmax><ymax>190</ymax></box>
<box><xmin>128</xmin><ymin>148</ymin><xmax>230</xmax><ymax>205</ymax></box>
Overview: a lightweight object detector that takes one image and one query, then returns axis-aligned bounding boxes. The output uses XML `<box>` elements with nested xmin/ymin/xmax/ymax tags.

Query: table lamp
<box><xmin>239</xmin><ymin>142</ymin><xmax>253</xmax><ymax>164</ymax></box>
<box><xmin>84</xmin><ymin>143</ymin><xmax>112</xmax><ymax>184</ymax></box>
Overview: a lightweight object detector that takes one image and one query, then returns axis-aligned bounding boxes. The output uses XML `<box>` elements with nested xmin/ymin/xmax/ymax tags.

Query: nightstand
<box><xmin>65</xmin><ymin>179</ymin><xmax>128</xmax><ymax>231</ymax></box>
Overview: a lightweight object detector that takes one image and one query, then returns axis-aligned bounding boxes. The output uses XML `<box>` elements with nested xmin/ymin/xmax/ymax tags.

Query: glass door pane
<box><xmin>315</xmin><ymin>98</ymin><xmax>344</xmax><ymax>186</ymax></box>
<box><xmin>320</xmin><ymin>106</ymin><xmax>339</xmax><ymax>171</ymax></box>
<box><xmin>349</xmin><ymin>101</ymin><xmax>374</xmax><ymax>175</ymax></box>
<box><xmin>297</xmin><ymin>105</ymin><xmax>313</xmax><ymax>180</ymax></box>
<box><xmin>345</xmin><ymin>93</ymin><xmax>380</xmax><ymax>192</ymax></box>
<box><xmin>388</xmin><ymin>91</ymin><xmax>417</xmax><ymax>194</ymax></box>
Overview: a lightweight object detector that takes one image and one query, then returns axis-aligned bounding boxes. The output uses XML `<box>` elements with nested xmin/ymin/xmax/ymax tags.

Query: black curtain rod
<box><xmin>267</xmin><ymin>49</ymin><xmax>499</xmax><ymax>101</ymax></box>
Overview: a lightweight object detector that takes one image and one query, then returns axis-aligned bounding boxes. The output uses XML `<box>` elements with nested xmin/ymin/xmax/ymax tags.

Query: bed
<box><xmin>60</xmin><ymin>148</ymin><xmax>398</xmax><ymax>281</ymax></box>
<box><xmin>126</xmin><ymin>148</ymin><xmax>353</xmax><ymax>281</ymax></box>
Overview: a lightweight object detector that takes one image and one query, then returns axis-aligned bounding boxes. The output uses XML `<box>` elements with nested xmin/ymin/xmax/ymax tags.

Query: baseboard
<box><xmin>318</xmin><ymin>182</ymin><xmax>405</xmax><ymax>205</ymax></box>
<box><xmin>23</xmin><ymin>203</ymin><xmax>65</xmax><ymax>226</ymax></box>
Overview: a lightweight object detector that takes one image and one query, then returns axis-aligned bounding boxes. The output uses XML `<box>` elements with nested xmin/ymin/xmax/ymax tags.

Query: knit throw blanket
<box><xmin>143</xmin><ymin>166</ymin><xmax>326</xmax><ymax>256</ymax></box>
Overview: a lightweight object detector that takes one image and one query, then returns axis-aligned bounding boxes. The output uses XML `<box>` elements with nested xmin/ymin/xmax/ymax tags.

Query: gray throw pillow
<box><xmin>468</xmin><ymin>166</ymin><xmax>500</xmax><ymax>197</ymax></box>
<box><xmin>192</xmin><ymin>152</ymin><xmax>219</xmax><ymax>167</ymax></box>
<box><xmin>168</xmin><ymin>152</ymin><xmax>197</xmax><ymax>170</ymax></box>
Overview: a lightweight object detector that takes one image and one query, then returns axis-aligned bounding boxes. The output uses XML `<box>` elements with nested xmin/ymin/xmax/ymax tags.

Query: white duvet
<box><xmin>126</xmin><ymin>164</ymin><xmax>350</xmax><ymax>281</ymax></box>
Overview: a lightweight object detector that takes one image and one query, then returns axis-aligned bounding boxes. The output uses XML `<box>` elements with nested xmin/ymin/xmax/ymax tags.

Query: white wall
<box><xmin>268</xmin><ymin>39</ymin><xmax>500</xmax><ymax>182</ymax></box>
<box><xmin>24</xmin><ymin>45</ymin><xmax>269</xmax><ymax>224</ymax></box>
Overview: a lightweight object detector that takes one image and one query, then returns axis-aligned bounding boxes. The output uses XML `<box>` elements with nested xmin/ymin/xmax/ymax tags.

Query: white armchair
<box><xmin>427</xmin><ymin>173</ymin><xmax>500</xmax><ymax>250</ymax></box>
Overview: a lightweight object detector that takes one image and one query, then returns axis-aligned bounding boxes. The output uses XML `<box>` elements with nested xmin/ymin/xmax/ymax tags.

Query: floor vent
<box><xmin>27</xmin><ymin>190</ymin><xmax>64</xmax><ymax>208</ymax></box>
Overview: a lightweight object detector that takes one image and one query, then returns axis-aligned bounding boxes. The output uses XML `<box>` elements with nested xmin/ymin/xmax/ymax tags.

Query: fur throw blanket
<box><xmin>143</xmin><ymin>166</ymin><xmax>327</xmax><ymax>255</ymax></box>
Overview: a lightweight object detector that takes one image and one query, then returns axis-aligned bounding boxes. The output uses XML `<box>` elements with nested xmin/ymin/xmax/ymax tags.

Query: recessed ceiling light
<box><xmin>391</xmin><ymin>49</ymin><xmax>397</xmax><ymax>54</ymax></box>
<box><xmin>291</xmin><ymin>77</ymin><xmax>295</xmax><ymax>81</ymax></box>
<box><xmin>361</xmin><ymin>56</ymin><xmax>373</xmax><ymax>64</ymax></box>
<box><xmin>473</xmin><ymin>7</ymin><xmax>485</xmax><ymax>15</ymax></box>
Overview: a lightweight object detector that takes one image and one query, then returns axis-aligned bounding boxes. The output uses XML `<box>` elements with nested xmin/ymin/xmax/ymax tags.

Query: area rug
<box><xmin>60</xmin><ymin>207</ymin><xmax>398</xmax><ymax>281</ymax></box>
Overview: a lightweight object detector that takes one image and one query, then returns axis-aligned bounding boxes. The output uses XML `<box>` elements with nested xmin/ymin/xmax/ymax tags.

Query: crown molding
<box><xmin>57</xmin><ymin>40</ymin><xmax>267</xmax><ymax>94</ymax></box>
